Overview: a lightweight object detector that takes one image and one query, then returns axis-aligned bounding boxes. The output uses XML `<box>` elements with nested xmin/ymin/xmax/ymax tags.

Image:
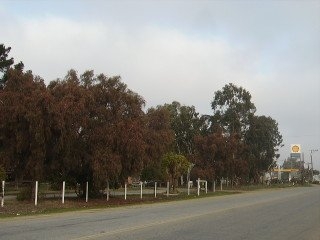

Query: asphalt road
<box><xmin>0</xmin><ymin>186</ymin><xmax>319</xmax><ymax>240</ymax></box>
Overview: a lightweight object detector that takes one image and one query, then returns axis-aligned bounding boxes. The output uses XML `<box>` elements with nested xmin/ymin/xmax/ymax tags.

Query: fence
<box><xmin>0</xmin><ymin>178</ymin><xmax>216</xmax><ymax>207</ymax></box>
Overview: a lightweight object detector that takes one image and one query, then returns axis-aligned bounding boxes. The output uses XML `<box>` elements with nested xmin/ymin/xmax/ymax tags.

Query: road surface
<box><xmin>0</xmin><ymin>186</ymin><xmax>319</xmax><ymax>240</ymax></box>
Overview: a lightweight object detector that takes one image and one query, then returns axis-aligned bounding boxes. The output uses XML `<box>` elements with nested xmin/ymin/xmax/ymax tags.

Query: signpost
<box><xmin>290</xmin><ymin>144</ymin><xmax>301</xmax><ymax>159</ymax></box>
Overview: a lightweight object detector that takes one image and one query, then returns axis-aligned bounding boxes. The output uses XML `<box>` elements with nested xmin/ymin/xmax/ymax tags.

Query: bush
<box><xmin>16</xmin><ymin>187</ymin><xmax>32</xmax><ymax>201</ymax></box>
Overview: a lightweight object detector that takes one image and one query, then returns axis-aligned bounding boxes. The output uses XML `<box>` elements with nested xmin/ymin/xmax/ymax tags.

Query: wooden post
<box><xmin>154</xmin><ymin>182</ymin><xmax>157</xmax><ymax>198</ymax></box>
<box><xmin>166</xmin><ymin>181</ymin><xmax>169</xmax><ymax>197</ymax></box>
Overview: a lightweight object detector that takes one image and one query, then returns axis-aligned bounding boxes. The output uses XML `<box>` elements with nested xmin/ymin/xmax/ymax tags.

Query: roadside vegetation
<box><xmin>2</xmin><ymin>43</ymin><xmax>307</xmax><ymax>214</ymax></box>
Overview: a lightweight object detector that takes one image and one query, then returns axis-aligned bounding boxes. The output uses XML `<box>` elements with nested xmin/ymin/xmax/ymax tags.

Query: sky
<box><xmin>1</xmin><ymin>0</ymin><xmax>319</xmax><ymax>169</ymax></box>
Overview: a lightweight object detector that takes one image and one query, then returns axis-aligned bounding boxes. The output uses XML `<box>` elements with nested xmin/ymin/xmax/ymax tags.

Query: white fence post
<box><xmin>213</xmin><ymin>181</ymin><xmax>216</xmax><ymax>193</ymax></box>
<box><xmin>154</xmin><ymin>182</ymin><xmax>157</xmax><ymax>198</ymax></box>
<box><xmin>166</xmin><ymin>181</ymin><xmax>169</xmax><ymax>197</ymax></box>
<box><xmin>197</xmin><ymin>178</ymin><xmax>200</xmax><ymax>196</ymax></box>
<box><xmin>107</xmin><ymin>181</ymin><xmax>110</xmax><ymax>201</ymax></box>
<box><xmin>220</xmin><ymin>179</ymin><xmax>223</xmax><ymax>191</ymax></box>
<box><xmin>62</xmin><ymin>181</ymin><xmax>65</xmax><ymax>204</ymax></box>
<box><xmin>1</xmin><ymin>181</ymin><xmax>4</xmax><ymax>207</ymax></box>
<box><xmin>205</xmin><ymin>181</ymin><xmax>208</xmax><ymax>194</ymax></box>
<box><xmin>35</xmin><ymin>181</ymin><xmax>38</xmax><ymax>206</ymax></box>
<box><xmin>86</xmin><ymin>181</ymin><xmax>88</xmax><ymax>203</ymax></box>
<box><xmin>125</xmin><ymin>183</ymin><xmax>127</xmax><ymax>200</ymax></box>
<box><xmin>140</xmin><ymin>181</ymin><xmax>143</xmax><ymax>199</ymax></box>
<box><xmin>187</xmin><ymin>181</ymin><xmax>190</xmax><ymax>196</ymax></box>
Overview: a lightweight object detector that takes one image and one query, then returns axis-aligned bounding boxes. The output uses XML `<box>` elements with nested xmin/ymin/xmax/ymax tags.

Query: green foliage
<box><xmin>161</xmin><ymin>101</ymin><xmax>203</xmax><ymax>155</ymax></box>
<box><xmin>140</xmin><ymin>165</ymin><xmax>162</xmax><ymax>181</ymax></box>
<box><xmin>211</xmin><ymin>83</ymin><xmax>256</xmax><ymax>135</ymax></box>
<box><xmin>161</xmin><ymin>152</ymin><xmax>190</xmax><ymax>191</ymax></box>
<box><xmin>0</xmin><ymin>44</ymin><xmax>14</xmax><ymax>88</ymax></box>
<box><xmin>245</xmin><ymin>115</ymin><xmax>283</xmax><ymax>179</ymax></box>
<box><xmin>0</xmin><ymin>44</ymin><xmax>14</xmax><ymax>71</ymax></box>
<box><xmin>16</xmin><ymin>186</ymin><xmax>32</xmax><ymax>201</ymax></box>
<box><xmin>208</xmin><ymin>83</ymin><xmax>283</xmax><ymax>183</ymax></box>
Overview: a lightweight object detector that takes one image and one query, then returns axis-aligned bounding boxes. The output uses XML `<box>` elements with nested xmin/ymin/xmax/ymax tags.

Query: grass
<box><xmin>222</xmin><ymin>182</ymin><xmax>312</xmax><ymax>191</ymax></box>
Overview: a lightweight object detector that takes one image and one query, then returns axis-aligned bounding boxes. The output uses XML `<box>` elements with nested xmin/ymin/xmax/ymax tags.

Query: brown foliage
<box><xmin>0</xmin><ymin>69</ymin><xmax>50</xmax><ymax>181</ymax></box>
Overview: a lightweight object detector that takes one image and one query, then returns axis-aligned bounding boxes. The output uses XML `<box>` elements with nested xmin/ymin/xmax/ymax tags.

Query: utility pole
<box><xmin>310</xmin><ymin>149</ymin><xmax>318</xmax><ymax>182</ymax></box>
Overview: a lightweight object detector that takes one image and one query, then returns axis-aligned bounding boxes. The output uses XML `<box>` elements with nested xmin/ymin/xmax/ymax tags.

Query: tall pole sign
<box><xmin>290</xmin><ymin>144</ymin><xmax>301</xmax><ymax>159</ymax></box>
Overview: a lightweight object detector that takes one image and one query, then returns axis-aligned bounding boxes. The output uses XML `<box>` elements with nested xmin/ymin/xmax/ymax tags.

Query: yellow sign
<box><xmin>273</xmin><ymin>168</ymin><xmax>299</xmax><ymax>172</ymax></box>
<box><xmin>291</xmin><ymin>144</ymin><xmax>301</xmax><ymax>153</ymax></box>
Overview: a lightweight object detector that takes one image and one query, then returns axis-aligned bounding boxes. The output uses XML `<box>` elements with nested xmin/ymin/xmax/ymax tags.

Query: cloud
<box><xmin>1</xmin><ymin>0</ymin><xmax>319</xmax><ymax>167</ymax></box>
<box><xmin>3</xmin><ymin>15</ymin><xmax>260</xmax><ymax>109</ymax></box>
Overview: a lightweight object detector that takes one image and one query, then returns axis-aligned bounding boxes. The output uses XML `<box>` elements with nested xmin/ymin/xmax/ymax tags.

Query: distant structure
<box><xmin>270</xmin><ymin>144</ymin><xmax>303</xmax><ymax>182</ymax></box>
<box><xmin>290</xmin><ymin>144</ymin><xmax>301</xmax><ymax>160</ymax></box>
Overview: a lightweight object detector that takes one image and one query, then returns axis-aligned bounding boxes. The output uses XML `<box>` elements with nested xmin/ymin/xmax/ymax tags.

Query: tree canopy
<box><xmin>0</xmin><ymin>44</ymin><xmax>285</xmax><ymax>196</ymax></box>
<box><xmin>161</xmin><ymin>152</ymin><xmax>190</xmax><ymax>192</ymax></box>
<box><xmin>211</xmin><ymin>83</ymin><xmax>256</xmax><ymax>136</ymax></box>
<box><xmin>0</xmin><ymin>44</ymin><xmax>14</xmax><ymax>88</ymax></box>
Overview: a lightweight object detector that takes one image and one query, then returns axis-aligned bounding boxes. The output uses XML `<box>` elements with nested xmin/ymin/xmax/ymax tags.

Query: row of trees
<box><xmin>0</xmin><ymin>44</ymin><xmax>283</xmax><ymax>196</ymax></box>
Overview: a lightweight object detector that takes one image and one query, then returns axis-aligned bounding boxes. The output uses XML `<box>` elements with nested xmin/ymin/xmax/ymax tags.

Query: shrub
<box><xmin>16</xmin><ymin>187</ymin><xmax>32</xmax><ymax>201</ymax></box>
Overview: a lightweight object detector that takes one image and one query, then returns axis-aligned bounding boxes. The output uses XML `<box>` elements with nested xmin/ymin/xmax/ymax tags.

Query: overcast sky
<box><xmin>1</xmin><ymin>0</ymin><xmax>319</xmax><ymax>169</ymax></box>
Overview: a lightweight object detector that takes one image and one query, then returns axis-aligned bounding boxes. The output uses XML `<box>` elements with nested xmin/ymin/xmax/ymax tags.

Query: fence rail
<box><xmin>1</xmin><ymin>179</ymin><xmax>213</xmax><ymax>207</ymax></box>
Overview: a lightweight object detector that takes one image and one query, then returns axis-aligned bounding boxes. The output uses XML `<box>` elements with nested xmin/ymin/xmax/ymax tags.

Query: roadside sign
<box><xmin>291</xmin><ymin>144</ymin><xmax>301</xmax><ymax>153</ymax></box>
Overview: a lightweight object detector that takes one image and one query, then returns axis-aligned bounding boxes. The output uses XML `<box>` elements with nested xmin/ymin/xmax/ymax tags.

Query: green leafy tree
<box><xmin>162</xmin><ymin>101</ymin><xmax>202</xmax><ymax>155</ymax></box>
<box><xmin>245</xmin><ymin>115</ymin><xmax>283</xmax><ymax>181</ymax></box>
<box><xmin>0</xmin><ymin>44</ymin><xmax>14</xmax><ymax>88</ymax></box>
<box><xmin>211</xmin><ymin>83</ymin><xmax>256</xmax><ymax>136</ymax></box>
<box><xmin>161</xmin><ymin>152</ymin><xmax>190</xmax><ymax>192</ymax></box>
